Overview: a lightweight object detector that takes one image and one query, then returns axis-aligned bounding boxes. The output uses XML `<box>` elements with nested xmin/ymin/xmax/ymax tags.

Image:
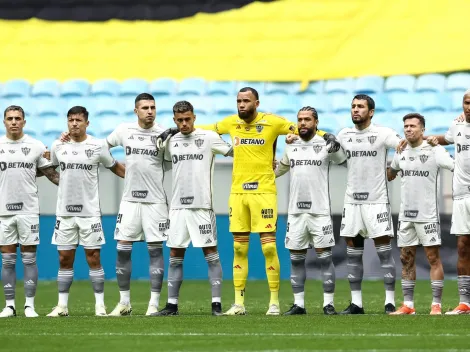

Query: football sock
<box><xmin>233</xmin><ymin>237</ymin><xmax>249</xmax><ymax>306</ymax></box>
<box><xmin>458</xmin><ymin>275</ymin><xmax>470</xmax><ymax>305</ymax></box>
<box><xmin>318</xmin><ymin>250</ymin><xmax>335</xmax><ymax>307</ymax></box>
<box><xmin>347</xmin><ymin>246</ymin><xmax>363</xmax><ymax>307</ymax></box>
<box><xmin>168</xmin><ymin>256</ymin><xmax>183</xmax><ymax>305</ymax></box>
<box><xmin>402</xmin><ymin>279</ymin><xmax>415</xmax><ymax>308</ymax></box>
<box><xmin>89</xmin><ymin>267</ymin><xmax>105</xmax><ymax>305</ymax></box>
<box><xmin>431</xmin><ymin>280</ymin><xmax>443</xmax><ymax>306</ymax></box>
<box><xmin>58</xmin><ymin>269</ymin><xmax>73</xmax><ymax>307</ymax></box>
<box><xmin>2</xmin><ymin>253</ymin><xmax>16</xmax><ymax>307</ymax></box>
<box><xmin>148</xmin><ymin>243</ymin><xmax>164</xmax><ymax>307</ymax></box>
<box><xmin>376</xmin><ymin>244</ymin><xmax>396</xmax><ymax>305</ymax></box>
<box><xmin>21</xmin><ymin>252</ymin><xmax>38</xmax><ymax>304</ymax></box>
<box><xmin>290</xmin><ymin>252</ymin><xmax>306</xmax><ymax>308</ymax></box>
<box><xmin>116</xmin><ymin>243</ymin><xmax>132</xmax><ymax>304</ymax></box>
<box><xmin>261</xmin><ymin>236</ymin><xmax>280</xmax><ymax>305</ymax></box>
<box><xmin>205</xmin><ymin>252</ymin><xmax>222</xmax><ymax>303</ymax></box>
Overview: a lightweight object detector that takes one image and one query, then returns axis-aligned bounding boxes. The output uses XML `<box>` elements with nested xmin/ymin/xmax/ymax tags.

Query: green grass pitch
<box><xmin>1</xmin><ymin>280</ymin><xmax>469</xmax><ymax>351</ymax></box>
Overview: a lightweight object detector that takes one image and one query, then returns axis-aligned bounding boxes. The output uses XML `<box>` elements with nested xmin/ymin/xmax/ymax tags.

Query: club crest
<box><xmin>195</xmin><ymin>139</ymin><xmax>204</xmax><ymax>148</ymax></box>
<box><xmin>150</xmin><ymin>135</ymin><xmax>157</xmax><ymax>145</ymax></box>
<box><xmin>419</xmin><ymin>155</ymin><xmax>428</xmax><ymax>164</ymax></box>
<box><xmin>255</xmin><ymin>125</ymin><xmax>263</xmax><ymax>133</ymax></box>
<box><xmin>85</xmin><ymin>149</ymin><xmax>94</xmax><ymax>158</ymax></box>
<box><xmin>21</xmin><ymin>147</ymin><xmax>30</xmax><ymax>156</ymax></box>
<box><xmin>368</xmin><ymin>136</ymin><xmax>377</xmax><ymax>144</ymax></box>
<box><xmin>313</xmin><ymin>145</ymin><xmax>323</xmax><ymax>154</ymax></box>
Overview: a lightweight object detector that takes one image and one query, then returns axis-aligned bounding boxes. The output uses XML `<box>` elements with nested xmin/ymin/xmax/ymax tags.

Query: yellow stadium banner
<box><xmin>1</xmin><ymin>0</ymin><xmax>469</xmax><ymax>83</ymax></box>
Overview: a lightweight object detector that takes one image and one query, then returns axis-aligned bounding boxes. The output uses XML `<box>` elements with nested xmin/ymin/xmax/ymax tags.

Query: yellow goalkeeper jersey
<box><xmin>199</xmin><ymin>112</ymin><xmax>325</xmax><ymax>194</ymax></box>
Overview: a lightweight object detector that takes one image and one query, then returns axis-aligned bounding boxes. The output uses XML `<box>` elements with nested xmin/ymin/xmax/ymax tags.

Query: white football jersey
<box><xmin>51</xmin><ymin>136</ymin><xmax>116</xmax><ymax>217</ymax></box>
<box><xmin>444</xmin><ymin>121</ymin><xmax>470</xmax><ymax>199</ymax></box>
<box><xmin>164</xmin><ymin>129</ymin><xmax>232</xmax><ymax>209</ymax></box>
<box><xmin>276</xmin><ymin>135</ymin><xmax>346</xmax><ymax>215</ymax></box>
<box><xmin>107</xmin><ymin>122</ymin><xmax>167</xmax><ymax>204</ymax></box>
<box><xmin>0</xmin><ymin>135</ymin><xmax>51</xmax><ymax>216</ymax></box>
<box><xmin>391</xmin><ymin>142</ymin><xmax>454</xmax><ymax>222</ymax></box>
<box><xmin>337</xmin><ymin>123</ymin><xmax>401</xmax><ymax>204</ymax></box>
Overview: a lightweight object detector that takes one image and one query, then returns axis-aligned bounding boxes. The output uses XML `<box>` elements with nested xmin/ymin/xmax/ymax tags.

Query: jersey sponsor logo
<box><xmin>171</xmin><ymin>154</ymin><xmax>204</xmax><ymax>164</ymax></box>
<box><xmin>180</xmin><ymin>196</ymin><xmax>194</xmax><ymax>205</ymax></box>
<box><xmin>377</xmin><ymin>211</ymin><xmax>389</xmax><ymax>223</ymax></box>
<box><xmin>289</xmin><ymin>159</ymin><xmax>322</xmax><ymax>167</ymax></box>
<box><xmin>401</xmin><ymin>170</ymin><xmax>429</xmax><ymax>177</ymax></box>
<box><xmin>419</xmin><ymin>155</ymin><xmax>428</xmax><ymax>163</ymax></box>
<box><xmin>368</xmin><ymin>136</ymin><xmax>377</xmax><ymax>144</ymax></box>
<box><xmin>353</xmin><ymin>192</ymin><xmax>369</xmax><ymax>200</ymax></box>
<box><xmin>245</xmin><ymin>127</ymin><xmax>250</xmax><ymax>131</ymax></box>
<box><xmin>195</xmin><ymin>139</ymin><xmax>204</xmax><ymax>148</ymax></box>
<box><xmin>356</xmin><ymin>138</ymin><xmax>363</xmax><ymax>143</ymax></box>
<box><xmin>21</xmin><ymin>147</ymin><xmax>31</xmax><ymax>156</ymax></box>
<box><xmin>125</xmin><ymin>146</ymin><xmax>158</xmax><ymax>156</ymax></box>
<box><xmin>346</xmin><ymin>150</ymin><xmax>377</xmax><ymax>158</ymax></box>
<box><xmin>456</xmin><ymin>144</ymin><xmax>470</xmax><ymax>153</ymax></box>
<box><xmin>85</xmin><ymin>149</ymin><xmax>94</xmax><ymax>158</ymax></box>
<box><xmin>261</xmin><ymin>208</ymin><xmax>274</xmax><ymax>219</ymax></box>
<box><xmin>322</xmin><ymin>224</ymin><xmax>333</xmax><ymax>236</ymax></box>
<box><xmin>66</xmin><ymin>204</ymin><xmax>83</xmax><ymax>212</ymax></box>
<box><xmin>91</xmin><ymin>223</ymin><xmax>102</xmax><ymax>233</ymax></box>
<box><xmin>59</xmin><ymin>162</ymin><xmax>92</xmax><ymax>171</ymax></box>
<box><xmin>132</xmin><ymin>190</ymin><xmax>148</xmax><ymax>198</ymax></box>
<box><xmin>404</xmin><ymin>210</ymin><xmax>419</xmax><ymax>218</ymax></box>
<box><xmin>313</xmin><ymin>145</ymin><xmax>323</xmax><ymax>154</ymax></box>
<box><xmin>199</xmin><ymin>224</ymin><xmax>212</xmax><ymax>235</ymax></box>
<box><xmin>297</xmin><ymin>201</ymin><xmax>312</xmax><ymax>209</ymax></box>
<box><xmin>5</xmin><ymin>202</ymin><xmax>23</xmax><ymax>211</ymax></box>
<box><xmin>233</xmin><ymin>137</ymin><xmax>265</xmax><ymax>146</ymax></box>
<box><xmin>183</xmin><ymin>143</ymin><xmax>189</xmax><ymax>147</ymax></box>
<box><xmin>424</xmin><ymin>223</ymin><xmax>438</xmax><ymax>234</ymax></box>
<box><xmin>256</xmin><ymin>125</ymin><xmax>263</xmax><ymax>133</ymax></box>
<box><xmin>242</xmin><ymin>182</ymin><xmax>259</xmax><ymax>190</ymax></box>
<box><xmin>0</xmin><ymin>162</ymin><xmax>34</xmax><ymax>171</ymax></box>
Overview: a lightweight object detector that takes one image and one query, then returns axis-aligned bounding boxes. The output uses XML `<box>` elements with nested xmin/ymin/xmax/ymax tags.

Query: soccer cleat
<box><xmin>445</xmin><ymin>303</ymin><xmax>470</xmax><ymax>315</ymax></box>
<box><xmin>283</xmin><ymin>304</ymin><xmax>306</xmax><ymax>315</ymax></box>
<box><xmin>340</xmin><ymin>303</ymin><xmax>365</xmax><ymax>315</ymax></box>
<box><xmin>47</xmin><ymin>305</ymin><xmax>69</xmax><ymax>317</ymax></box>
<box><xmin>108</xmin><ymin>302</ymin><xmax>132</xmax><ymax>316</ymax></box>
<box><xmin>430</xmin><ymin>304</ymin><xmax>442</xmax><ymax>315</ymax></box>
<box><xmin>95</xmin><ymin>304</ymin><xmax>107</xmax><ymax>316</ymax></box>
<box><xmin>389</xmin><ymin>304</ymin><xmax>415</xmax><ymax>315</ymax></box>
<box><xmin>223</xmin><ymin>304</ymin><xmax>246</xmax><ymax>316</ymax></box>
<box><xmin>266</xmin><ymin>304</ymin><xmax>280</xmax><ymax>316</ymax></box>
<box><xmin>151</xmin><ymin>303</ymin><xmax>178</xmax><ymax>316</ymax></box>
<box><xmin>385</xmin><ymin>303</ymin><xmax>396</xmax><ymax>314</ymax></box>
<box><xmin>145</xmin><ymin>304</ymin><xmax>158</xmax><ymax>316</ymax></box>
<box><xmin>211</xmin><ymin>302</ymin><xmax>223</xmax><ymax>316</ymax></box>
<box><xmin>24</xmin><ymin>306</ymin><xmax>39</xmax><ymax>318</ymax></box>
<box><xmin>323</xmin><ymin>304</ymin><xmax>337</xmax><ymax>315</ymax></box>
<box><xmin>0</xmin><ymin>306</ymin><xmax>16</xmax><ymax>318</ymax></box>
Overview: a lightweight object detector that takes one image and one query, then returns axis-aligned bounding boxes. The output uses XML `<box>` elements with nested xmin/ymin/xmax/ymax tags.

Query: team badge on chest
<box><xmin>195</xmin><ymin>139</ymin><xmax>204</xmax><ymax>148</ymax></box>
<box><xmin>255</xmin><ymin>125</ymin><xmax>263</xmax><ymax>133</ymax></box>
<box><xmin>21</xmin><ymin>147</ymin><xmax>30</xmax><ymax>156</ymax></box>
<box><xmin>312</xmin><ymin>145</ymin><xmax>323</xmax><ymax>154</ymax></box>
<box><xmin>85</xmin><ymin>149</ymin><xmax>94</xmax><ymax>158</ymax></box>
<box><xmin>419</xmin><ymin>155</ymin><xmax>428</xmax><ymax>164</ymax></box>
<box><xmin>368</xmin><ymin>136</ymin><xmax>377</xmax><ymax>144</ymax></box>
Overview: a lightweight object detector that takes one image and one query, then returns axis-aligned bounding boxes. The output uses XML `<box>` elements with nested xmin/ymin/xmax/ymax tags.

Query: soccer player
<box><xmin>388</xmin><ymin>113</ymin><xmax>453</xmax><ymax>315</ymax></box>
<box><xmin>153</xmin><ymin>101</ymin><xmax>232</xmax><ymax>316</ymax></box>
<box><xmin>47</xmin><ymin>106</ymin><xmax>125</xmax><ymax>317</ymax></box>
<box><xmin>336</xmin><ymin>94</ymin><xmax>402</xmax><ymax>314</ymax></box>
<box><xmin>0</xmin><ymin>105</ymin><xmax>59</xmax><ymax>318</ymax></box>
<box><xmin>275</xmin><ymin>106</ymin><xmax>346</xmax><ymax>315</ymax></box>
<box><xmin>421</xmin><ymin>89</ymin><xmax>470</xmax><ymax>314</ymax></box>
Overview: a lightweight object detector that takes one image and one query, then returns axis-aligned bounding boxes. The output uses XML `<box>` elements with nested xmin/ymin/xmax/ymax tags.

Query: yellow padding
<box><xmin>1</xmin><ymin>0</ymin><xmax>469</xmax><ymax>82</ymax></box>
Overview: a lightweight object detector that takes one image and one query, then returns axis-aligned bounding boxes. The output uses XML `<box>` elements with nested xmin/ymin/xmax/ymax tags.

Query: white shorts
<box><xmin>114</xmin><ymin>201</ymin><xmax>169</xmax><ymax>242</ymax></box>
<box><xmin>0</xmin><ymin>215</ymin><xmax>40</xmax><ymax>246</ymax></box>
<box><xmin>451</xmin><ymin>197</ymin><xmax>470</xmax><ymax>235</ymax></box>
<box><xmin>397</xmin><ymin>221</ymin><xmax>441</xmax><ymax>247</ymax></box>
<box><xmin>52</xmin><ymin>216</ymin><xmax>105</xmax><ymax>249</ymax></box>
<box><xmin>167</xmin><ymin>208</ymin><xmax>217</xmax><ymax>248</ymax></box>
<box><xmin>340</xmin><ymin>203</ymin><xmax>394</xmax><ymax>239</ymax></box>
<box><xmin>285</xmin><ymin>213</ymin><xmax>335</xmax><ymax>250</ymax></box>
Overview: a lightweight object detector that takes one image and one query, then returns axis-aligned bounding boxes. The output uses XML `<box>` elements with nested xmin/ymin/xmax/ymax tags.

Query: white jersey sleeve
<box><xmin>384</xmin><ymin>128</ymin><xmax>402</xmax><ymax>149</ymax></box>
<box><xmin>36</xmin><ymin>142</ymin><xmax>52</xmax><ymax>169</ymax></box>
<box><xmin>98</xmin><ymin>139</ymin><xmax>116</xmax><ymax>168</ymax></box>
<box><xmin>447</xmin><ymin>122</ymin><xmax>470</xmax><ymax>199</ymax></box>
<box><xmin>444</xmin><ymin>122</ymin><xmax>455</xmax><ymax>144</ymax></box>
<box><xmin>328</xmin><ymin>147</ymin><xmax>347</xmax><ymax>165</ymax></box>
<box><xmin>106</xmin><ymin>125</ymin><xmax>123</xmax><ymax>147</ymax></box>
<box><xmin>209</xmin><ymin>131</ymin><xmax>232</xmax><ymax>156</ymax></box>
<box><xmin>434</xmin><ymin>145</ymin><xmax>454</xmax><ymax>172</ymax></box>
<box><xmin>390</xmin><ymin>151</ymin><xmax>401</xmax><ymax>171</ymax></box>
<box><xmin>51</xmin><ymin>141</ymin><xmax>59</xmax><ymax>167</ymax></box>
<box><xmin>275</xmin><ymin>149</ymin><xmax>290</xmax><ymax>177</ymax></box>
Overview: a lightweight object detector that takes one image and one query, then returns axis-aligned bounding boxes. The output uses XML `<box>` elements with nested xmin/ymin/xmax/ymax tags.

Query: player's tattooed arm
<box><xmin>400</xmin><ymin>247</ymin><xmax>417</xmax><ymax>280</ymax></box>
<box><xmin>109</xmin><ymin>161</ymin><xmax>125</xmax><ymax>178</ymax></box>
<box><xmin>387</xmin><ymin>167</ymin><xmax>399</xmax><ymax>181</ymax></box>
<box><xmin>39</xmin><ymin>166</ymin><xmax>60</xmax><ymax>185</ymax></box>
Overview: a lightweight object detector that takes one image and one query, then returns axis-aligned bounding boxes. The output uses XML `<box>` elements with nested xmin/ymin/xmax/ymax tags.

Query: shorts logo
<box><xmin>85</xmin><ymin>149</ymin><xmax>94</xmax><ymax>158</ymax></box>
<box><xmin>91</xmin><ymin>223</ymin><xmax>102</xmax><ymax>233</ymax></box>
<box><xmin>353</xmin><ymin>192</ymin><xmax>369</xmax><ymax>200</ymax></box>
<box><xmin>312</xmin><ymin>145</ymin><xmax>322</xmax><ymax>154</ymax></box>
<box><xmin>430</xmin><ymin>237</ymin><xmax>436</xmax><ymax>243</ymax></box>
<box><xmin>195</xmin><ymin>139</ymin><xmax>204</xmax><ymax>148</ymax></box>
<box><xmin>159</xmin><ymin>220</ymin><xmax>169</xmax><ymax>232</ymax></box>
<box><xmin>242</xmin><ymin>182</ymin><xmax>259</xmax><ymax>190</ymax></box>
<box><xmin>151</xmin><ymin>136</ymin><xmax>157</xmax><ymax>145</ymax></box>
<box><xmin>424</xmin><ymin>223</ymin><xmax>437</xmax><ymax>234</ymax></box>
<box><xmin>265</xmin><ymin>224</ymin><xmax>273</xmax><ymax>229</ymax></box>
<box><xmin>329</xmin><ymin>238</ymin><xmax>334</xmax><ymax>244</ymax></box>
<box><xmin>322</xmin><ymin>224</ymin><xmax>333</xmax><ymax>236</ymax></box>
<box><xmin>419</xmin><ymin>155</ymin><xmax>428</xmax><ymax>163</ymax></box>
<box><xmin>297</xmin><ymin>201</ymin><xmax>312</xmax><ymax>209</ymax></box>
<box><xmin>180</xmin><ymin>196</ymin><xmax>194</xmax><ymax>205</ymax></box>
<box><xmin>368</xmin><ymin>136</ymin><xmax>377</xmax><ymax>144</ymax></box>
<box><xmin>261</xmin><ymin>208</ymin><xmax>274</xmax><ymax>219</ymax></box>
<box><xmin>21</xmin><ymin>147</ymin><xmax>31</xmax><ymax>156</ymax></box>
<box><xmin>377</xmin><ymin>212</ymin><xmax>389</xmax><ymax>223</ymax></box>
<box><xmin>199</xmin><ymin>224</ymin><xmax>212</xmax><ymax>235</ymax></box>
<box><xmin>66</xmin><ymin>204</ymin><xmax>83</xmax><ymax>212</ymax></box>
<box><xmin>31</xmin><ymin>224</ymin><xmax>39</xmax><ymax>234</ymax></box>
<box><xmin>404</xmin><ymin>210</ymin><xmax>419</xmax><ymax>218</ymax></box>
<box><xmin>256</xmin><ymin>125</ymin><xmax>263</xmax><ymax>133</ymax></box>
<box><xmin>285</xmin><ymin>236</ymin><xmax>290</xmax><ymax>244</ymax></box>
<box><xmin>132</xmin><ymin>190</ymin><xmax>148</xmax><ymax>198</ymax></box>
<box><xmin>6</xmin><ymin>202</ymin><xmax>23</xmax><ymax>211</ymax></box>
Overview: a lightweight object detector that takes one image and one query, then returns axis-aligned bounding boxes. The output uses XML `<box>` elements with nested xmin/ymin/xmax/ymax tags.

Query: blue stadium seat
<box><xmin>388</xmin><ymin>92</ymin><xmax>419</xmax><ymax>113</ymax></box>
<box><xmin>155</xmin><ymin>99</ymin><xmax>175</xmax><ymax>115</ymax></box>
<box><xmin>34</xmin><ymin>98</ymin><xmax>65</xmax><ymax>118</ymax></box>
<box><xmin>188</xmin><ymin>97</ymin><xmax>211</xmax><ymax>116</ymax></box>
<box><xmin>354</xmin><ymin>76</ymin><xmax>384</xmax><ymax>94</ymax></box>
<box><xmin>212</xmin><ymin>97</ymin><xmax>237</xmax><ymax>119</ymax></box>
<box><xmin>324</xmin><ymin>78</ymin><xmax>354</xmax><ymax>95</ymax></box>
<box><xmin>1</xmin><ymin>79</ymin><xmax>30</xmax><ymax>99</ymax></box>
<box><xmin>98</xmin><ymin>117</ymin><xmax>126</xmax><ymax>138</ymax></box>
<box><xmin>23</xmin><ymin>117</ymin><xmax>43</xmax><ymax>138</ymax></box>
<box><xmin>118</xmin><ymin>97</ymin><xmax>137</xmax><ymax>117</ymax></box>
<box><xmin>120</xmin><ymin>78</ymin><xmax>148</xmax><ymax>97</ymax></box>
<box><xmin>90</xmin><ymin>79</ymin><xmax>120</xmax><ymax>97</ymax></box>
<box><xmin>330</xmin><ymin>94</ymin><xmax>351</xmax><ymax>113</ymax></box>
<box><xmin>61</xmin><ymin>79</ymin><xmax>90</xmax><ymax>98</ymax></box>
<box><xmin>237</xmin><ymin>82</ymin><xmax>265</xmax><ymax>96</ymax></box>
<box><xmin>299</xmin><ymin>94</ymin><xmax>330</xmax><ymax>113</ymax></box>
<box><xmin>450</xmin><ymin>92</ymin><xmax>464</xmax><ymax>112</ymax></box>
<box><xmin>157</xmin><ymin>114</ymin><xmax>175</xmax><ymax>129</ymax></box>
<box><xmin>94</xmin><ymin>97</ymin><xmax>121</xmax><ymax>117</ymax></box>
<box><xmin>178</xmin><ymin>78</ymin><xmax>206</xmax><ymax>96</ymax></box>
<box><xmin>423</xmin><ymin>112</ymin><xmax>449</xmax><ymax>132</ymax></box>
<box><xmin>31</xmin><ymin>79</ymin><xmax>60</xmax><ymax>98</ymax></box>
<box><xmin>206</xmin><ymin>81</ymin><xmax>236</xmax><ymax>96</ymax></box>
<box><xmin>86</xmin><ymin>123</ymin><xmax>101</xmax><ymax>138</ymax></box>
<box><xmin>265</xmin><ymin>95</ymin><xmax>300</xmax><ymax>117</ymax></box>
<box><xmin>2</xmin><ymin>98</ymin><xmax>33</xmax><ymax>117</ymax></box>
<box><xmin>420</xmin><ymin>92</ymin><xmax>450</xmax><ymax>113</ymax></box>
<box><xmin>42</xmin><ymin>117</ymin><xmax>67</xmax><ymax>148</ymax></box>
<box><xmin>149</xmin><ymin>78</ymin><xmax>177</xmax><ymax>96</ymax></box>
<box><xmin>446</xmin><ymin>73</ymin><xmax>470</xmax><ymax>93</ymax></box>
<box><xmin>64</xmin><ymin>97</ymin><xmax>94</xmax><ymax>116</ymax></box>
<box><xmin>317</xmin><ymin>114</ymin><xmax>338</xmax><ymax>134</ymax></box>
<box><xmin>384</xmin><ymin>75</ymin><xmax>415</xmax><ymax>93</ymax></box>
<box><xmin>110</xmin><ymin>146</ymin><xmax>125</xmax><ymax>161</ymax></box>
<box><xmin>298</xmin><ymin>81</ymin><xmax>324</xmax><ymax>95</ymax></box>
<box><xmin>377</xmin><ymin>113</ymin><xmax>405</xmax><ymax>133</ymax></box>
<box><xmin>415</xmin><ymin>74</ymin><xmax>446</xmax><ymax>93</ymax></box>
<box><xmin>265</xmin><ymin>82</ymin><xmax>301</xmax><ymax>95</ymax></box>
<box><xmin>368</xmin><ymin>94</ymin><xmax>391</xmax><ymax>113</ymax></box>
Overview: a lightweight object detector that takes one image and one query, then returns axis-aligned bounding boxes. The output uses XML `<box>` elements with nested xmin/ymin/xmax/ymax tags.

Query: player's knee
<box><xmin>59</xmin><ymin>254</ymin><xmax>74</xmax><ymax>268</ymax></box>
<box><xmin>400</xmin><ymin>252</ymin><xmax>414</xmax><ymax>267</ymax></box>
<box><xmin>233</xmin><ymin>240</ymin><xmax>248</xmax><ymax>258</ymax></box>
<box><xmin>426</xmin><ymin>250</ymin><xmax>440</xmax><ymax>267</ymax></box>
<box><xmin>457</xmin><ymin>237</ymin><xmax>470</xmax><ymax>260</ymax></box>
<box><xmin>85</xmin><ymin>250</ymin><xmax>101</xmax><ymax>267</ymax></box>
<box><xmin>261</xmin><ymin>241</ymin><xmax>277</xmax><ymax>258</ymax></box>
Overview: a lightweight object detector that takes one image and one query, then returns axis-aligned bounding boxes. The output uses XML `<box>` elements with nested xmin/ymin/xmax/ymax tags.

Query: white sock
<box><xmin>294</xmin><ymin>292</ymin><xmax>305</xmax><ymax>308</ymax></box>
<box><xmin>323</xmin><ymin>292</ymin><xmax>334</xmax><ymax>307</ymax></box>
<box><xmin>25</xmin><ymin>296</ymin><xmax>35</xmax><ymax>308</ymax></box>
<box><xmin>212</xmin><ymin>296</ymin><xmax>221</xmax><ymax>303</ymax></box>
<box><xmin>431</xmin><ymin>301</ymin><xmax>441</xmax><ymax>307</ymax></box>
<box><xmin>149</xmin><ymin>291</ymin><xmax>160</xmax><ymax>306</ymax></box>
<box><xmin>58</xmin><ymin>293</ymin><xmax>69</xmax><ymax>307</ymax></box>
<box><xmin>404</xmin><ymin>300</ymin><xmax>414</xmax><ymax>308</ymax></box>
<box><xmin>6</xmin><ymin>299</ymin><xmax>15</xmax><ymax>309</ymax></box>
<box><xmin>168</xmin><ymin>298</ymin><xmax>178</xmax><ymax>305</ymax></box>
<box><xmin>95</xmin><ymin>292</ymin><xmax>104</xmax><ymax>306</ymax></box>
<box><xmin>351</xmin><ymin>290</ymin><xmax>362</xmax><ymax>308</ymax></box>
<box><xmin>119</xmin><ymin>290</ymin><xmax>130</xmax><ymax>305</ymax></box>
<box><xmin>385</xmin><ymin>290</ymin><xmax>395</xmax><ymax>306</ymax></box>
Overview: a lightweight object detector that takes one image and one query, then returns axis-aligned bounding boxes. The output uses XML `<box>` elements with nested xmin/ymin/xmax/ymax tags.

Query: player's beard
<box><xmin>238</xmin><ymin>107</ymin><xmax>256</xmax><ymax>120</ymax></box>
<box><xmin>351</xmin><ymin>115</ymin><xmax>368</xmax><ymax>125</ymax></box>
<box><xmin>299</xmin><ymin>127</ymin><xmax>315</xmax><ymax>140</ymax></box>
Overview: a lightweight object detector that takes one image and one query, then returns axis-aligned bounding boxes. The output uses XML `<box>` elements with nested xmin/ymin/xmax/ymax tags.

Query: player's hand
<box><xmin>427</xmin><ymin>136</ymin><xmax>439</xmax><ymax>146</ymax></box>
<box><xmin>285</xmin><ymin>134</ymin><xmax>298</xmax><ymax>144</ymax></box>
<box><xmin>43</xmin><ymin>147</ymin><xmax>50</xmax><ymax>161</ymax></box>
<box><xmin>396</xmin><ymin>139</ymin><xmax>408</xmax><ymax>154</ymax></box>
<box><xmin>156</xmin><ymin>128</ymin><xmax>179</xmax><ymax>152</ymax></box>
<box><xmin>386</xmin><ymin>167</ymin><xmax>397</xmax><ymax>182</ymax></box>
<box><xmin>272</xmin><ymin>159</ymin><xmax>278</xmax><ymax>171</ymax></box>
<box><xmin>323</xmin><ymin>133</ymin><xmax>341</xmax><ymax>153</ymax></box>
<box><xmin>60</xmin><ymin>132</ymin><xmax>71</xmax><ymax>142</ymax></box>
<box><xmin>455</xmin><ymin>113</ymin><xmax>465</xmax><ymax>122</ymax></box>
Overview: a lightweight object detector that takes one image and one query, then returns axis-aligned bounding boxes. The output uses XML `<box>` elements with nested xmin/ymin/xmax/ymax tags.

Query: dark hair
<box><xmin>298</xmin><ymin>106</ymin><xmax>318</xmax><ymax>119</ymax></box>
<box><xmin>352</xmin><ymin>94</ymin><xmax>375</xmax><ymax>110</ymax></box>
<box><xmin>67</xmin><ymin>106</ymin><xmax>89</xmax><ymax>121</ymax></box>
<box><xmin>239</xmin><ymin>87</ymin><xmax>259</xmax><ymax>100</ymax></box>
<box><xmin>4</xmin><ymin>105</ymin><xmax>25</xmax><ymax>119</ymax></box>
<box><xmin>135</xmin><ymin>93</ymin><xmax>155</xmax><ymax>105</ymax></box>
<box><xmin>173</xmin><ymin>100</ymin><xmax>194</xmax><ymax>114</ymax></box>
<box><xmin>403</xmin><ymin>113</ymin><xmax>425</xmax><ymax>128</ymax></box>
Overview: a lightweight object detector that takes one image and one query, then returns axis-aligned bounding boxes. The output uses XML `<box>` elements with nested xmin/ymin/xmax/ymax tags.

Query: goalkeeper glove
<box><xmin>155</xmin><ymin>127</ymin><xmax>179</xmax><ymax>152</ymax></box>
<box><xmin>323</xmin><ymin>132</ymin><xmax>341</xmax><ymax>153</ymax></box>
